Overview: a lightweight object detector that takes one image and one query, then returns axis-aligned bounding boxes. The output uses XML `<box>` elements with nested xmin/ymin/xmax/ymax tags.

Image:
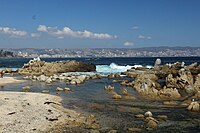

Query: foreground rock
<box><xmin>19</xmin><ymin>58</ymin><xmax>96</xmax><ymax>76</ymax></box>
<box><xmin>0</xmin><ymin>92</ymin><xmax>99</xmax><ymax>133</ymax></box>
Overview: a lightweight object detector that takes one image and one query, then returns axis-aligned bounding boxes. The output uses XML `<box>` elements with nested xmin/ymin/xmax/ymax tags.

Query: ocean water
<box><xmin>0</xmin><ymin>57</ymin><xmax>200</xmax><ymax>132</ymax></box>
<box><xmin>0</xmin><ymin>57</ymin><xmax>200</xmax><ymax>74</ymax></box>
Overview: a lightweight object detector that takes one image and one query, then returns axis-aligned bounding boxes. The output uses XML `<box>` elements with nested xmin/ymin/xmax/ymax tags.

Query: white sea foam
<box><xmin>96</xmin><ymin>63</ymin><xmax>133</xmax><ymax>73</ymax></box>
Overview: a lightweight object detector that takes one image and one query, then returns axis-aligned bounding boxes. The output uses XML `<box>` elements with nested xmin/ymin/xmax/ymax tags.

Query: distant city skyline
<box><xmin>0</xmin><ymin>0</ymin><xmax>200</xmax><ymax>48</ymax></box>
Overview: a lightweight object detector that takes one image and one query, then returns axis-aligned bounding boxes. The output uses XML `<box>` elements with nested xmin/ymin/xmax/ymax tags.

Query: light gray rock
<box><xmin>154</xmin><ymin>58</ymin><xmax>161</xmax><ymax>69</ymax></box>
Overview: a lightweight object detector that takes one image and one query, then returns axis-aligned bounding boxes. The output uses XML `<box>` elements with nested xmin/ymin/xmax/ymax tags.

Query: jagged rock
<box><xmin>144</xmin><ymin>111</ymin><xmax>153</xmax><ymax>117</ymax></box>
<box><xmin>166</xmin><ymin>74</ymin><xmax>177</xmax><ymax>88</ymax></box>
<box><xmin>187</xmin><ymin>101</ymin><xmax>200</xmax><ymax>111</ymax></box>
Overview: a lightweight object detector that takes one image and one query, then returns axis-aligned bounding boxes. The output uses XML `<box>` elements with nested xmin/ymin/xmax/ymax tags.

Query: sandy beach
<box><xmin>0</xmin><ymin>92</ymin><xmax>96</xmax><ymax>133</ymax></box>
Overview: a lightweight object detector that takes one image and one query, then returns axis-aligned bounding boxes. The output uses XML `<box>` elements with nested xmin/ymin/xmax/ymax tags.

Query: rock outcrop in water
<box><xmin>18</xmin><ymin>58</ymin><xmax>96</xmax><ymax>76</ymax></box>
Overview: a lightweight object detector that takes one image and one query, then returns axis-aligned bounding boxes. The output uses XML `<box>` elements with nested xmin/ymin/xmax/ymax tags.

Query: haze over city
<box><xmin>0</xmin><ymin>0</ymin><xmax>200</xmax><ymax>48</ymax></box>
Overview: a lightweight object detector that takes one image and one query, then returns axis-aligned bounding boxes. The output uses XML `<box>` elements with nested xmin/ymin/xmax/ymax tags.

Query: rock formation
<box><xmin>19</xmin><ymin>58</ymin><xmax>96</xmax><ymax>76</ymax></box>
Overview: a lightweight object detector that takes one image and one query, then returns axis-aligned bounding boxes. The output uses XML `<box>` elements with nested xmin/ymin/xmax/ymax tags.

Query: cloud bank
<box><xmin>37</xmin><ymin>25</ymin><xmax>117</xmax><ymax>39</ymax></box>
<box><xmin>0</xmin><ymin>27</ymin><xmax>28</xmax><ymax>37</ymax></box>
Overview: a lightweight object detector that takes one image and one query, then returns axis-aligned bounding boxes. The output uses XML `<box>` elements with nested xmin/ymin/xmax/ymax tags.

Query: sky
<box><xmin>0</xmin><ymin>0</ymin><xmax>200</xmax><ymax>48</ymax></box>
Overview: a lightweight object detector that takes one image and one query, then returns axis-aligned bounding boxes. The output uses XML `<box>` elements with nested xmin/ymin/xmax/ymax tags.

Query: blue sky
<box><xmin>0</xmin><ymin>0</ymin><xmax>200</xmax><ymax>48</ymax></box>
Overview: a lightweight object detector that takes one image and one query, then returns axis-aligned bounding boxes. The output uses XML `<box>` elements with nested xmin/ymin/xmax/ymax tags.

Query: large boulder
<box><xmin>19</xmin><ymin>59</ymin><xmax>96</xmax><ymax>76</ymax></box>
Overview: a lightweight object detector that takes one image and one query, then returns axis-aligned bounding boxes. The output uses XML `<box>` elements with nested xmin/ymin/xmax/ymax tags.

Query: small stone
<box><xmin>145</xmin><ymin>117</ymin><xmax>158</xmax><ymax>129</ymax></box>
<box><xmin>112</xmin><ymin>94</ymin><xmax>122</xmax><ymax>99</ymax></box>
<box><xmin>157</xmin><ymin>115</ymin><xmax>168</xmax><ymax>121</ymax></box>
<box><xmin>144</xmin><ymin>111</ymin><xmax>153</xmax><ymax>117</ymax></box>
<box><xmin>22</xmin><ymin>86</ymin><xmax>31</xmax><ymax>91</ymax></box>
<box><xmin>127</xmin><ymin>127</ymin><xmax>142</xmax><ymax>132</ymax></box>
<box><xmin>107</xmin><ymin>129</ymin><xmax>117</xmax><ymax>133</ymax></box>
<box><xmin>64</xmin><ymin>87</ymin><xmax>71</xmax><ymax>91</ymax></box>
<box><xmin>163</xmin><ymin>101</ymin><xmax>178</xmax><ymax>106</ymax></box>
<box><xmin>42</xmin><ymin>90</ymin><xmax>49</xmax><ymax>93</ymax></box>
<box><xmin>56</xmin><ymin>87</ymin><xmax>64</xmax><ymax>91</ymax></box>
<box><xmin>135</xmin><ymin>114</ymin><xmax>145</xmax><ymax>119</ymax></box>
<box><xmin>104</xmin><ymin>85</ymin><xmax>114</xmax><ymax>91</ymax></box>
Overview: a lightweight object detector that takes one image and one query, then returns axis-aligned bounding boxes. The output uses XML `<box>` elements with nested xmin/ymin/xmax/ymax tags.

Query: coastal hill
<box><xmin>2</xmin><ymin>47</ymin><xmax>200</xmax><ymax>58</ymax></box>
<box><xmin>0</xmin><ymin>49</ymin><xmax>14</xmax><ymax>57</ymax></box>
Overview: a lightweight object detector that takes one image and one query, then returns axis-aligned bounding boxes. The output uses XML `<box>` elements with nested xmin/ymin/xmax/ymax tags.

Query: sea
<box><xmin>0</xmin><ymin>57</ymin><xmax>200</xmax><ymax>132</ymax></box>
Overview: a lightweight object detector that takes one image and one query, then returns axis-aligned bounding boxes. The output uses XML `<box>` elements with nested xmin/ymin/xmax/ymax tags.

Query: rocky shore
<box><xmin>123</xmin><ymin>60</ymin><xmax>200</xmax><ymax>101</ymax></box>
<box><xmin>1</xmin><ymin>58</ymin><xmax>200</xmax><ymax>132</ymax></box>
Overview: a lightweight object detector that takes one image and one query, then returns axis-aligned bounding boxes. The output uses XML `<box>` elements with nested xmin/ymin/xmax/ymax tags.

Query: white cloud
<box><xmin>37</xmin><ymin>25</ymin><xmax>48</xmax><ymax>32</ymax></box>
<box><xmin>124</xmin><ymin>41</ymin><xmax>134</xmax><ymax>46</ymax></box>
<box><xmin>0</xmin><ymin>27</ymin><xmax>28</xmax><ymax>37</ymax></box>
<box><xmin>31</xmin><ymin>33</ymin><xmax>40</xmax><ymax>38</ymax></box>
<box><xmin>132</xmin><ymin>26</ymin><xmax>139</xmax><ymax>30</ymax></box>
<box><xmin>138</xmin><ymin>35</ymin><xmax>152</xmax><ymax>40</ymax></box>
<box><xmin>37</xmin><ymin>25</ymin><xmax>117</xmax><ymax>39</ymax></box>
<box><xmin>138</xmin><ymin>35</ymin><xmax>146</xmax><ymax>39</ymax></box>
